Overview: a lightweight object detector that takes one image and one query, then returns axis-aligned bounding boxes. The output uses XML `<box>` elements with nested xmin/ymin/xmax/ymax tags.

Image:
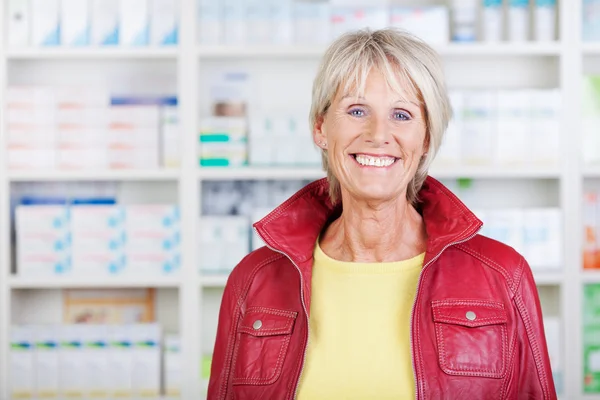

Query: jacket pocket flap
<box><xmin>432</xmin><ymin>300</ymin><xmax>507</xmax><ymax>328</ymax></box>
<box><xmin>239</xmin><ymin>307</ymin><xmax>298</xmax><ymax>337</ymax></box>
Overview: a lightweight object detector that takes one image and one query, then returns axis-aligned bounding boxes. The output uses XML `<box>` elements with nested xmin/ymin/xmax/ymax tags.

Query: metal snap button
<box><xmin>253</xmin><ymin>320</ymin><xmax>263</xmax><ymax>330</ymax></box>
<box><xmin>466</xmin><ymin>311</ymin><xmax>477</xmax><ymax>321</ymax></box>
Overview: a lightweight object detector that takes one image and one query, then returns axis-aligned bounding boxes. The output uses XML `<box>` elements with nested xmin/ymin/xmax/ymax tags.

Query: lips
<box><xmin>352</xmin><ymin>153</ymin><xmax>398</xmax><ymax>167</ymax></box>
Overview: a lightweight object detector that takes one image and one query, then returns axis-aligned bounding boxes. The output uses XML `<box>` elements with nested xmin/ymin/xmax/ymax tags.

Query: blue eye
<box><xmin>394</xmin><ymin>111</ymin><xmax>411</xmax><ymax>121</ymax></box>
<box><xmin>349</xmin><ymin>108</ymin><xmax>365</xmax><ymax>117</ymax></box>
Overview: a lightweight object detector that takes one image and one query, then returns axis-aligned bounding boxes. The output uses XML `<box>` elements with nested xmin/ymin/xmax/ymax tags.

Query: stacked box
<box><xmin>123</xmin><ymin>205</ymin><xmax>181</xmax><ymax>275</ymax></box>
<box><xmin>198</xmin><ymin>216</ymin><xmax>249</xmax><ymax>274</ymax></box>
<box><xmin>6</xmin><ymin>87</ymin><xmax>57</xmax><ymax>170</ymax></box>
<box><xmin>108</xmin><ymin>105</ymin><xmax>160</xmax><ymax>169</ymax></box>
<box><xmin>71</xmin><ymin>205</ymin><xmax>126</xmax><ymax>276</ymax></box>
<box><xmin>199</xmin><ymin>117</ymin><xmax>248</xmax><ymax>167</ymax></box>
<box><xmin>10</xmin><ymin>326</ymin><xmax>35</xmax><ymax>400</ymax></box>
<box><xmin>16</xmin><ymin>205</ymin><xmax>71</xmax><ymax>276</ymax></box>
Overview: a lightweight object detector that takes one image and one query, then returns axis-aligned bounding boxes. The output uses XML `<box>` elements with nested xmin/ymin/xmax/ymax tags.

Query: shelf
<box><xmin>582</xmin><ymin>271</ymin><xmax>600</xmax><ymax>283</ymax></box>
<box><xmin>532</xmin><ymin>270</ymin><xmax>564</xmax><ymax>285</ymax></box>
<box><xmin>200</xmin><ymin>275</ymin><xmax>229</xmax><ymax>287</ymax></box>
<box><xmin>5</xmin><ymin>47</ymin><xmax>178</xmax><ymax>60</ymax></box>
<box><xmin>198</xmin><ymin>165</ymin><xmax>561</xmax><ymax>181</ymax></box>
<box><xmin>583</xmin><ymin>43</ymin><xmax>600</xmax><ymax>55</ymax></box>
<box><xmin>7</xmin><ymin>169</ymin><xmax>180</xmax><ymax>182</ymax></box>
<box><xmin>583</xmin><ymin>165</ymin><xmax>600</xmax><ymax>177</ymax></box>
<box><xmin>198</xmin><ymin>167</ymin><xmax>325</xmax><ymax>181</ymax></box>
<box><xmin>197</xmin><ymin>43</ymin><xmax>562</xmax><ymax>59</ymax></box>
<box><xmin>429</xmin><ymin>165</ymin><xmax>561</xmax><ymax>179</ymax></box>
<box><xmin>8</xmin><ymin>275</ymin><xmax>181</xmax><ymax>289</ymax></box>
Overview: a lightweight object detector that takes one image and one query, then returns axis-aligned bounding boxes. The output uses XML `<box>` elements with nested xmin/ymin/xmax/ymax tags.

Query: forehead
<box><xmin>336</xmin><ymin>63</ymin><xmax>420</xmax><ymax>104</ymax></box>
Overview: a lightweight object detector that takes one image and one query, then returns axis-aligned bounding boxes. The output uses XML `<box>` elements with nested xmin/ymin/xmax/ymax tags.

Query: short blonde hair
<box><xmin>310</xmin><ymin>28</ymin><xmax>452</xmax><ymax>205</ymax></box>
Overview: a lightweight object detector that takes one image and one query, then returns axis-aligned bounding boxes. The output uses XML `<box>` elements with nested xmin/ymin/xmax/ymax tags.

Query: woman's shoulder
<box><xmin>452</xmin><ymin>234</ymin><xmax>530</xmax><ymax>289</ymax></box>
<box><xmin>225</xmin><ymin>246</ymin><xmax>291</xmax><ymax>288</ymax></box>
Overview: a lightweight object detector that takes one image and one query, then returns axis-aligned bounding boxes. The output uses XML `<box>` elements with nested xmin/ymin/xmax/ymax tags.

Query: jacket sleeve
<box><xmin>207</xmin><ymin>271</ymin><xmax>242</xmax><ymax>400</ymax></box>
<box><xmin>515</xmin><ymin>258</ymin><xmax>558</xmax><ymax>400</ymax></box>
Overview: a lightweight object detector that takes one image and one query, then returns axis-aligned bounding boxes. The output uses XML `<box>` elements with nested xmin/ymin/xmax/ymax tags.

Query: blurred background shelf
<box><xmin>7</xmin><ymin>169</ymin><xmax>180</xmax><ymax>182</ymax></box>
<box><xmin>8</xmin><ymin>276</ymin><xmax>181</xmax><ymax>289</ymax></box>
<box><xmin>197</xmin><ymin>43</ymin><xmax>562</xmax><ymax>59</ymax></box>
<box><xmin>198</xmin><ymin>167</ymin><xmax>326</xmax><ymax>181</ymax></box>
<box><xmin>6</xmin><ymin>47</ymin><xmax>178</xmax><ymax>60</ymax></box>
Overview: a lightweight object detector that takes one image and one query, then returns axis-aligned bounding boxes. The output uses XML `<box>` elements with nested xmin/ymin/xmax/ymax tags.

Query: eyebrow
<box><xmin>341</xmin><ymin>94</ymin><xmax>419</xmax><ymax>108</ymax></box>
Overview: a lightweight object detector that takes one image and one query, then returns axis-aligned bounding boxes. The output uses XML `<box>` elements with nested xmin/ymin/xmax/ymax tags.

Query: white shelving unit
<box><xmin>1</xmin><ymin>0</ymin><xmax>600</xmax><ymax>399</ymax></box>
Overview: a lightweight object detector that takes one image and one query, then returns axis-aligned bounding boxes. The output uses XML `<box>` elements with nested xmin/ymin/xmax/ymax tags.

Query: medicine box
<box><xmin>120</xmin><ymin>0</ymin><xmax>150</xmax><ymax>46</ymax></box>
<box><xmin>61</xmin><ymin>0</ymin><xmax>91</xmax><ymax>46</ymax></box>
<box><xmin>31</xmin><ymin>0</ymin><xmax>60</xmax><ymax>46</ymax></box>
<box><xmin>91</xmin><ymin>0</ymin><xmax>119</xmax><ymax>45</ymax></box>
<box><xmin>8</xmin><ymin>0</ymin><xmax>30</xmax><ymax>47</ymax></box>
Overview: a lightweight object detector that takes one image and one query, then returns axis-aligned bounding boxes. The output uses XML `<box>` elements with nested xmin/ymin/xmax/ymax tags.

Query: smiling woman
<box><xmin>208</xmin><ymin>28</ymin><xmax>557</xmax><ymax>400</ymax></box>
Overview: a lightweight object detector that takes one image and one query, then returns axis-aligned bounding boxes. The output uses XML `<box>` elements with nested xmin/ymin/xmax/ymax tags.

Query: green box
<box><xmin>584</xmin><ymin>284</ymin><xmax>600</xmax><ymax>393</ymax></box>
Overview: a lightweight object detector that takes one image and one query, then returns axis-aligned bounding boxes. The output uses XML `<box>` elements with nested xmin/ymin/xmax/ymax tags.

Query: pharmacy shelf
<box><xmin>198</xmin><ymin>167</ymin><xmax>326</xmax><ymax>181</ymax></box>
<box><xmin>197</xmin><ymin>42</ymin><xmax>562</xmax><ymax>59</ymax></box>
<box><xmin>582</xmin><ymin>271</ymin><xmax>600</xmax><ymax>283</ymax></box>
<box><xmin>5</xmin><ymin>47</ymin><xmax>178</xmax><ymax>60</ymax></box>
<box><xmin>198</xmin><ymin>165</ymin><xmax>561</xmax><ymax>181</ymax></box>
<box><xmin>7</xmin><ymin>169</ymin><xmax>180</xmax><ymax>182</ymax></box>
<box><xmin>424</xmin><ymin>165</ymin><xmax>560</xmax><ymax>179</ymax></box>
<box><xmin>8</xmin><ymin>275</ymin><xmax>181</xmax><ymax>289</ymax></box>
<box><xmin>582</xmin><ymin>42</ymin><xmax>600</xmax><ymax>55</ymax></box>
<box><xmin>582</xmin><ymin>165</ymin><xmax>600</xmax><ymax>177</ymax></box>
<box><xmin>532</xmin><ymin>270</ymin><xmax>565</xmax><ymax>285</ymax></box>
<box><xmin>200</xmin><ymin>275</ymin><xmax>229</xmax><ymax>287</ymax></box>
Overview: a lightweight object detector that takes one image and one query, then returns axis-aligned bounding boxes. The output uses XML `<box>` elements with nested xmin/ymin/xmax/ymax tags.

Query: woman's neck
<box><xmin>320</xmin><ymin>195</ymin><xmax>427</xmax><ymax>263</ymax></box>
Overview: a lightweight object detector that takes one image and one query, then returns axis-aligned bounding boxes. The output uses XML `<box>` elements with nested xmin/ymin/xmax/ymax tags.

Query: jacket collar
<box><xmin>253</xmin><ymin>176</ymin><xmax>482</xmax><ymax>268</ymax></box>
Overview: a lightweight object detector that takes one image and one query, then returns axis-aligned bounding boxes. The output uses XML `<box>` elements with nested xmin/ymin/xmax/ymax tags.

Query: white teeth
<box><xmin>355</xmin><ymin>154</ymin><xmax>396</xmax><ymax>167</ymax></box>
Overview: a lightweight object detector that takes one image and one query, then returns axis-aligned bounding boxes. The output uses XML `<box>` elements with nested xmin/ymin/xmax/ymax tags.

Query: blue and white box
<box><xmin>61</xmin><ymin>0</ymin><xmax>90</xmax><ymax>46</ymax></box>
<box><xmin>120</xmin><ymin>0</ymin><xmax>150</xmax><ymax>46</ymax></box>
<box><xmin>31</xmin><ymin>0</ymin><xmax>60</xmax><ymax>46</ymax></box>
<box><xmin>16</xmin><ymin>205</ymin><xmax>72</xmax><ymax>276</ymax></box>
<box><xmin>33</xmin><ymin>326</ymin><xmax>60</xmax><ymax>399</ymax></box>
<box><xmin>71</xmin><ymin>205</ymin><xmax>126</xmax><ymax>276</ymax></box>
<box><xmin>91</xmin><ymin>0</ymin><xmax>119</xmax><ymax>45</ymax></box>
<box><xmin>198</xmin><ymin>0</ymin><xmax>222</xmax><ymax>44</ymax></box>
<box><xmin>10</xmin><ymin>326</ymin><xmax>35</xmax><ymax>400</ymax></box>
<box><xmin>151</xmin><ymin>0</ymin><xmax>179</xmax><ymax>46</ymax></box>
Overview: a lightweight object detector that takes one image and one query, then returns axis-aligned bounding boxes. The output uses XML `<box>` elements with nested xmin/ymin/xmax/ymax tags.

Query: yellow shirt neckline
<box><xmin>314</xmin><ymin>241</ymin><xmax>425</xmax><ymax>275</ymax></box>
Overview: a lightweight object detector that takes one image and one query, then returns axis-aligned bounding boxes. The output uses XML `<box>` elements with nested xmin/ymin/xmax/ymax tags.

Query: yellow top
<box><xmin>296</xmin><ymin>242</ymin><xmax>425</xmax><ymax>400</ymax></box>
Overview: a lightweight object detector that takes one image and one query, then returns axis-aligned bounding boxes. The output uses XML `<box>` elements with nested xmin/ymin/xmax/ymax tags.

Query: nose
<box><xmin>364</xmin><ymin>115</ymin><xmax>390</xmax><ymax>146</ymax></box>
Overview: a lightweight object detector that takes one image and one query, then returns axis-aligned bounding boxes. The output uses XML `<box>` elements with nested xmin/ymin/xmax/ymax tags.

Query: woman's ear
<box><xmin>313</xmin><ymin>115</ymin><xmax>327</xmax><ymax>149</ymax></box>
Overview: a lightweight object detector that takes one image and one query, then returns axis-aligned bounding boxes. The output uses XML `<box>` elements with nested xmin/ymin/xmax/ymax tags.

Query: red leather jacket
<box><xmin>208</xmin><ymin>177</ymin><xmax>557</xmax><ymax>400</ymax></box>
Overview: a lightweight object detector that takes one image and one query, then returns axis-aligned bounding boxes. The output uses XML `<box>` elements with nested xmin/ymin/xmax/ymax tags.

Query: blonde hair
<box><xmin>310</xmin><ymin>28</ymin><xmax>452</xmax><ymax>205</ymax></box>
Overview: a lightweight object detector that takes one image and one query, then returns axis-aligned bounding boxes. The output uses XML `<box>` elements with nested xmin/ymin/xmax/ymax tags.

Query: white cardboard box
<box><xmin>31</xmin><ymin>0</ymin><xmax>60</xmax><ymax>46</ymax></box>
<box><xmin>61</xmin><ymin>0</ymin><xmax>91</xmax><ymax>46</ymax></box>
<box><xmin>120</xmin><ymin>0</ymin><xmax>150</xmax><ymax>46</ymax></box>
<box><xmin>8</xmin><ymin>0</ymin><xmax>30</xmax><ymax>47</ymax></box>
<box><xmin>91</xmin><ymin>0</ymin><xmax>119</xmax><ymax>45</ymax></box>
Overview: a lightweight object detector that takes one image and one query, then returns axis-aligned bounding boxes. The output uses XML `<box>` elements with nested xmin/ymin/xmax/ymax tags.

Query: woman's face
<box><xmin>314</xmin><ymin>68</ymin><xmax>428</xmax><ymax>204</ymax></box>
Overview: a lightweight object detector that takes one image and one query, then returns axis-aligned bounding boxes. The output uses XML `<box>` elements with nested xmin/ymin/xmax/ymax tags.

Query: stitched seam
<box><xmin>432</xmin><ymin>299</ymin><xmax>505</xmax><ymax>308</ymax></box>
<box><xmin>434</xmin><ymin>317</ymin><xmax>507</xmax><ymax>326</ymax></box>
<box><xmin>219</xmin><ymin>253</ymin><xmax>285</xmax><ymax>398</ymax></box>
<box><xmin>434</xmin><ymin>321</ymin><xmax>507</xmax><ymax>377</ymax></box>
<box><xmin>514</xmin><ymin>257</ymin><xmax>526</xmax><ymax>294</ymax></box>
<box><xmin>515</xmin><ymin>292</ymin><xmax>550</xmax><ymax>399</ymax></box>
<box><xmin>455</xmin><ymin>244</ymin><xmax>516</xmax><ymax>294</ymax></box>
<box><xmin>233</xmin><ymin>334</ymin><xmax>292</xmax><ymax>385</ymax></box>
<box><xmin>500</xmin><ymin>326</ymin><xmax>518</xmax><ymax>399</ymax></box>
<box><xmin>243</xmin><ymin>307</ymin><xmax>298</xmax><ymax>318</ymax></box>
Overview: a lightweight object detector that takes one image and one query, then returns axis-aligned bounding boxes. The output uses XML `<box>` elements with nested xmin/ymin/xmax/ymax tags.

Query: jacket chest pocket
<box><xmin>232</xmin><ymin>307</ymin><xmax>297</xmax><ymax>386</ymax></box>
<box><xmin>432</xmin><ymin>299</ymin><xmax>508</xmax><ymax>379</ymax></box>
